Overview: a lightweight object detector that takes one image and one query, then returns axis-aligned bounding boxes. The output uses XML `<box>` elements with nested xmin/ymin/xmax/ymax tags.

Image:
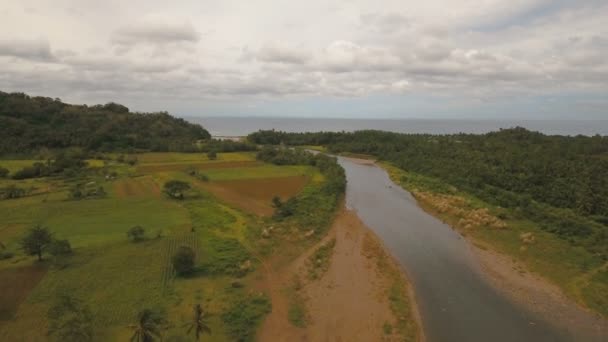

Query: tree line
<box><xmin>248</xmin><ymin>128</ymin><xmax>608</xmax><ymax>259</ymax></box>
<box><xmin>0</xmin><ymin>91</ymin><xmax>211</xmax><ymax>154</ymax></box>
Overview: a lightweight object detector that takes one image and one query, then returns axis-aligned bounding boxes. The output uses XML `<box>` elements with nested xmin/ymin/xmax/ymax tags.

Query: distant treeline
<box><xmin>249</xmin><ymin>128</ymin><xmax>608</xmax><ymax>258</ymax></box>
<box><xmin>0</xmin><ymin>91</ymin><xmax>211</xmax><ymax>154</ymax></box>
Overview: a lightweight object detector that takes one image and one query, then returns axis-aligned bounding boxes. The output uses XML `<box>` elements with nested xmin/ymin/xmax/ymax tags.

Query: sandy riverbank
<box><xmin>256</xmin><ymin>208</ymin><xmax>423</xmax><ymax>341</ymax></box>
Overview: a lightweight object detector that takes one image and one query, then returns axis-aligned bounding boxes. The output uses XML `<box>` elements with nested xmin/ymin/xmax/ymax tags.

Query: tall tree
<box><xmin>20</xmin><ymin>225</ymin><xmax>53</xmax><ymax>261</ymax></box>
<box><xmin>185</xmin><ymin>304</ymin><xmax>211</xmax><ymax>341</ymax></box>
<box><xmin>129</xmin><ymin>309</ymin><xmax>166</xmax><ymax>342</ymax></box>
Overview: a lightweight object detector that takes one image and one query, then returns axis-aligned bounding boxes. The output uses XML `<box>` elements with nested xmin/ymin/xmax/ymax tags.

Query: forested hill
<box><xmin>249</xmin><ymin>128</ymin><xmax>608</xmax><ymax>257</ymax></box>
<box><xmin>0</xmin><ymin>91</ymin><xmax>211</xmax><ymax>154</ymax></box>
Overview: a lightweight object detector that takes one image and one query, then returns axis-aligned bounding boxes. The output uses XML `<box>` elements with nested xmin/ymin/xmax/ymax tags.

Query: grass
<box><xmin>0</xmin><ymin>152</ymin><xmax>299</xmax><ymax>341</ymax></box>
<box><xmin>381</xmin><ymin>162</ymin><xmax>608</xmax><ymax>318</ymax></box>
<box><xmin>307</xmin><ymin>238</ymin><xmax>336</xmax><ymax>280</ymax></box>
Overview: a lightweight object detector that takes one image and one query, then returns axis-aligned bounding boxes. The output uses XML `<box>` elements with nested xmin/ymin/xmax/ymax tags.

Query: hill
<box><xmin>0</xmin><ymin>91</ymin><xmax>210</xmax><ymax>154</ymax></box>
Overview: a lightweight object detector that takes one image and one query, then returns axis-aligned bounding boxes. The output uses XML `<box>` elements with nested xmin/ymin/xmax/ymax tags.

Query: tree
<box><xmin>48</xmin><ymin>239</ymin><xmax>72</xmax><ymax>256</ymax></box>
<box><xmin>207</xmin><ymin>150</ymin><xmax>217</xmax><ymax>160</ymax></box>
<box><xmin>0</xmin><ymin>166</ymin><xmax>8</xmax><ymax>178</ymax></box>
<box><xmin>172</xmin><ymin>246</ymin><xmax>195</xmax><ymax>276</ymax></box>
<box><xmin>129</xmin><ymin>308</ymin><xmax>167</xmax><ymax>342</ymax></box>
<box><xmin>1</xmin><ymin>185</ymin><xmax>26</xmax><ymax>199</ymax></box>
<box><xmin>163</xmin><ymin>180</ymin><xmax>191</xmax><ymax>200</ymax></box>
<box><xmin>20</xmin><ymin>225</ymin><xmax>53</xmax><ymax>261</ymax></box>
<box><xmin>48</xmin><ymin>294</ymin><xmax>93</xmax><ymax>342</ymax></box>
<box><xmin>185</xmin><ymin>304</ymin><xmax>211</xmax><ymax>341</ymax></box>
<box><xmin>127</xmin><ymin>226</ymin><xmax>146</xmax><ymax>242</ymax></box>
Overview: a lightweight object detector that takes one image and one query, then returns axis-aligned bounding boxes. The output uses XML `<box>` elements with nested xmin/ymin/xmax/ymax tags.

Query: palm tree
<box><xmin>185</xmin><ymin>304</ymin><xmax>211</xmax><ymax>341</ymax></box>
<box><xmin>129</xmin><ymin>309</ymin><xmax>164</xmax><ymax>342</ymax></box>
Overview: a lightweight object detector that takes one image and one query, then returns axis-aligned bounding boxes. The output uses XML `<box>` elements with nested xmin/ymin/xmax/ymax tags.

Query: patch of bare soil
<box><xmin>137</xmin><ymin>160</ymin><xmax>260</xmax><ymax>173</ymax></box>
<box><xmin>256</xmin><ymin>209</ymin><xmax>422</xmax><ymax>341</ymax></box>
<box><xmin>0</xmin><ymin>265</ymin><xmax>47</xmax><ymax>320</ymax></box>
<box><xmin>200</xmin><ymin>175</ymin><xmax>308</xmax><ymax>216</ymax></box>
<box><xmin>472</xmin><ymin>242</ymin><xmax>608</xmax><ymax>341</ymax></box>
<box><xmin>341</xmin><ymin>156</ymin><xmax>376</xmax><ymax>165</ymax></box>
<box><xmin>113</xmin><ymin>176</ymin><xmax>160</xmax><ymax>198</ymax></box>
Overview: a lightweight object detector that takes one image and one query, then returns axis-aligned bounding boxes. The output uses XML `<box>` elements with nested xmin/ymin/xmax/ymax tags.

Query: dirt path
<box><xmin>472</xmin><ymin>242</ymin><xmax>608</xmax><ymax>341</ymax></box>
<box><xmin>256</xmin><ymin>209</ymin><xmax>422</xmax><ymax>342</ymax></box>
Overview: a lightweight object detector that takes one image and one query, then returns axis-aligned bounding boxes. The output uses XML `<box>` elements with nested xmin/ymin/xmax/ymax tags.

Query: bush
<box><xmin>207</xmin><ymin>150</ymin><xmax>217</xmax><ymax>160</ymax></box>
<box><xmin>221</xmin><ymin>294</ymin><xmax>271</xmax><ymax>342</ymax></box>
<box><xmin>0</xmin><ymin>166</ymin><xmax>8</xmax><ymax>178</ymax></box>
<box><xmin>163</xmin><ymin>180</ymin><xmax>191</xmax><ymax>200</ymax></box>
<box><xmin>172</xmin><ymin>246</ymin><xmax>195</xmax><ymax>276</ymax></box>
<box><xmin>127</xmin><ymin>226</ymin><xmax>146</xmax><ymax>242</ymax></box>
<box><xmin>49</xmin><ymin>239</ymin><xmax>72</xmax><ymax>256</ymax></box>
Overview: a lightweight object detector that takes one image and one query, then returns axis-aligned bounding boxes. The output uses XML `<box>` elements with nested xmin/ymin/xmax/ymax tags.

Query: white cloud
<box><xmin>0</xmin><ymin>0</ymin><xmax>607</xmax><ymax>118</ymax></box>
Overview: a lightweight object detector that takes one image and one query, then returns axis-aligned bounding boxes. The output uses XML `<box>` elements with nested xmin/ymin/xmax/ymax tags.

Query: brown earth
<box><xmin>137</xmin><ymin>160</ymin><xmax>260</xmax><ymax>173</ymax></box>
<box><xmin>0</xmin><ymin>265</ymin><xmax>47</xmax><ymax>320</ymax></box>
<box><xmin>200</xmin><ymin>175</ymin><xmax>308</xmax><ymax>216</ymax></box>
<box><xmin>113</xmin><ymin>176</ymin><xmax>160</xmax><ymax>198</ymax></box>
<box><xmin>256</xmin><ymin>209</ymin><xmax>422</xmax><ymax>341</ymax></box>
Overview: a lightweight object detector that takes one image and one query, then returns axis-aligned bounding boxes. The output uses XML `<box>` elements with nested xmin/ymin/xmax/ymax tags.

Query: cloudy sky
<box><xmin>1</xmin><ymin>0</ymin><xmax>607</xmax><ymax>119</ymax></box>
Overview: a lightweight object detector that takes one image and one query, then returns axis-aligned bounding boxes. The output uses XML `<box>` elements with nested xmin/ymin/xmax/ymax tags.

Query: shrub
<box><xmin>221</xmin><ymin>294</ymin><xmax>271</xmax><ymax>342</ymax></box>
<box><xmin>172</xmin><ymin>246</ymin><xmax>195</xmax><ymax>276</ymax></box>
<box><xmin>127</xmin><ymin>226</ymin><xmax>146</xmax><ymax>242</ymax></box>
<box><xmin>163</xmin><ymin>180</ymin><xmax>191</xmax><ymax>200</ymax></box>
<box><xmin>0</xmin><ymin>166</ymin><xmax>8</xmax><ymax>178</ymax></box>
<box><xmin>49</xmin><ymin>239</ymin><xmax>72</xmax><ymax>256</ymax></box>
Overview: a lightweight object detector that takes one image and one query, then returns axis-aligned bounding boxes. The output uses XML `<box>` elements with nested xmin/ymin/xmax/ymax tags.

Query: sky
<box><xmin>0</xmin><ymin>0</ymin><xmax>607</xmax><ymax>119</ymax></box>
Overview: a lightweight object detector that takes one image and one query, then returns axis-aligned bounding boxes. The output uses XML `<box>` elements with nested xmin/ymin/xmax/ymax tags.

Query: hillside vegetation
<box><xmin>0</xmin><ymin>91</ymin><xmax>211</xmax><ymax>154</ymax></box>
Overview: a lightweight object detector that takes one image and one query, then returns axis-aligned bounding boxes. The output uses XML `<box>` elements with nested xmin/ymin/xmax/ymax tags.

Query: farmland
<box><xmin>0</xmin><ymin>151</ymin><xmax>323</xmax><ymax>341</ymax></box>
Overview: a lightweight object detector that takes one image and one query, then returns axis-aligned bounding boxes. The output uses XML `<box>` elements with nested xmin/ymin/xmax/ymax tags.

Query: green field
<box><xmin>0</xmin><ymin>152</ymin><xmax>330</xmax><ymax>341</ymax></box>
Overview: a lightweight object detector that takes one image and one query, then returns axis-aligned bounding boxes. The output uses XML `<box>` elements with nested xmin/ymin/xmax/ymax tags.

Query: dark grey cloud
<box><xmin>0</xmin><ymin>38</ymin><xmax>54</xmax><ymax>61</ymax></box>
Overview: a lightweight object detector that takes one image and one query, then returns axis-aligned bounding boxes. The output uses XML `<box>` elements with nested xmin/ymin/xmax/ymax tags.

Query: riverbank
<box><xmin>378</xmin><ymin>161</ymin><xmax>608</xmax><ymax>340</ymax></box>
<box><xmin>256</xmin><ymin>208</ymin><xmax>423</xmax><ymax>341</ymax></box>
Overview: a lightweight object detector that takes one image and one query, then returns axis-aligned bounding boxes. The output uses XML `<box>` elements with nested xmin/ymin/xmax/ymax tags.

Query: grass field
<box><xmin>0</xmin><ymin>151</ymin><xmax>328</xmax><ymax>341</ymax></box>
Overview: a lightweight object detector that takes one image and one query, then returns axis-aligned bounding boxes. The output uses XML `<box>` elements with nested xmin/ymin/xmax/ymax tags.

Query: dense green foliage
<box><xmin>47</xmin><ymin>294</ymin><xmax>93</xmax><ymax>342</ymax></box>
<box><xmin>249</xmin><ymin>129</ymin><xmax>608</xmax><ymax>258</ymax></box>
<box><xmin>172</xmin><ymin>246</ymin><xmax>196</xmax><ymax>276</ymax></box>
<box><xmin>0</xmin><ymin>91</ymin><xmax>210</xmax><ymax>154</ymax></box>
<box><xmin>221</xmin><ymin>294</ymin><xmax>271</xmax><ymax>342</ymax></box>
<box><xmin>20</xmin><ymin>225</ymin><xmax>53</xmax><ymax>261</ymax></box>
<box><xmin>163</xmin><ymin>180</ymin><xmax>191</xmax><ymax>200</ymax></box>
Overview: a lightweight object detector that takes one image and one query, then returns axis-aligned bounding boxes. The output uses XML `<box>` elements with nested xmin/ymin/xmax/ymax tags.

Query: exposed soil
<box><xmin>256</xmin><ymin>209</ymin><xmax>422</xmax><ymax>341</ymax></box>
<box><xmin>113</xmin><ymin>176</ymin><xmax>160</xmax><ymax>198</ymax></box>
<box><xmin>471</xmin><ymin>242</ymin><xmax>608</xmax><ymax>341</ymax></box>
<box><xmin>0</xmin><ymin>265</ymin><xmax>47</xmax><ymax>320</ymax></box>
<box><xmin>201</xmin><ymin>175</ymin><xmax>308</xmax><ymax>216</ymax></box>
<box><xmin>137</xmin><ymin>160</ymin><xmax>260</xmax><ymax>173</ymax></box>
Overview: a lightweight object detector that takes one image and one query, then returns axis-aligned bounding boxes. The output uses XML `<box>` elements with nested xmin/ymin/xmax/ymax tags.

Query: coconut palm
<box><xmin>129</xmin><ymin>309</ymin><xmax>165</xmax><ymax>342</ymax></box>
<box><xmin>185</xmin><ymin>304</ymin><xmax>211</xmax><ymax>341</ymax></box>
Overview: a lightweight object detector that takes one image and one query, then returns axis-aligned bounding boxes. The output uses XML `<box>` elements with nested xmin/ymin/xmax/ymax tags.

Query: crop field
<box><xmin>0</xmin><ymin>151</ymin><xmax>321</xmax><ymax>341</ymax></box>
<box><xmin>202</xmin><ymin>175</ymin><xmax>309</xmax><ymax>216</ymax></box>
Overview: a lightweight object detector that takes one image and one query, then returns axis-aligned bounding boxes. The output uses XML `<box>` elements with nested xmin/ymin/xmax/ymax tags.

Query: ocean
<box><xmin>185</xmin><ymin>117</ymin><xmax>608</xmax><ymax>137</ymax></box>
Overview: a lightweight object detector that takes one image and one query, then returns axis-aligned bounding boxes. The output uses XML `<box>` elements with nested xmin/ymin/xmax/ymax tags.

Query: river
<box><xmin>337</xmin><ymin>156</ymin><xmax>571</xmax><ymax>342</ymax></box>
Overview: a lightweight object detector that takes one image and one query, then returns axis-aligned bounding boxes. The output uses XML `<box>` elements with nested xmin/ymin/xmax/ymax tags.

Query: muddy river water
<box><xmin>337</xmin><ymin>157</ymin><xmax>573</xmax><ymax>342</ymax></box>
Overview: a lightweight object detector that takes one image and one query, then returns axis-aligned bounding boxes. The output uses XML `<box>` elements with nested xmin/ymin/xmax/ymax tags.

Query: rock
<box><xmin>261</xmin><ymin>228</ymin><xmax>270</xmax><ymax>238</ymax></box>
<box><xmin>304</xmin><ymin>229</ymin><xmax>315</xmax><ymax>238</ymax></box>
<box><xmin>240</xmin><ymin>259</ymin><xmax>252</xmax><ymax>271</ymax></box>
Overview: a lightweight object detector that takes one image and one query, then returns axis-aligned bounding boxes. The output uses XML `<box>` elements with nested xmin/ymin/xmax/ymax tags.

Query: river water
<box><xmin>337</xmin><ymin>156</ymin><xmax>569</xmax><ymax>342</ymax></box>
